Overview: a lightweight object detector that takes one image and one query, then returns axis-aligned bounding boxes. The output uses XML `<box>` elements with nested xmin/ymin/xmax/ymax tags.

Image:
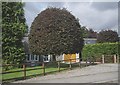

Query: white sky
<box><xmin>24</xmin><ymin>1</ymin><xmax>118</xmax><ymax>33</ymax></box>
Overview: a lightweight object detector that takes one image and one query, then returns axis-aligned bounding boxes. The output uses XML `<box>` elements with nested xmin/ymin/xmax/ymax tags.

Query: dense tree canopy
<box><xmin>81</xmin><ymin>26</ymin><xmax>89</xmax><ymax>38</ymax></box>
<box><xmin>87</xmin><ymin>29</ymin><xmax>97</xmax><ymax>38</ymax></box>
<box><xmin>29</xmin><ymin>8</ymin><xmax>84</xmax><ymax>55</ymax></box>
<box><xmin>97</xmin><ymin>30</ymin><xmax>119</xmax><ymax>43</ymax></box>
<box><xmin>2</xmin><ymin>2</ymin><xmax>27</xmax><ymax>69</ymax></box>
<box><xmin>81</xmin><ymin>26</ymin><xmax>97</xmax><ymax>38</ymax></box>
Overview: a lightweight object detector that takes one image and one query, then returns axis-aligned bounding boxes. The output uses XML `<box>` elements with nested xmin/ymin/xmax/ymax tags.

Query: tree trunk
<box><xmin>79</xmin><ymin>52</ymin><xmax>82</xmax><ymax>61</ymax></box>
<box><xmin>52</xmin><ymin>54</ymin><xmax>56</xmax><ymax>61</ymax></box>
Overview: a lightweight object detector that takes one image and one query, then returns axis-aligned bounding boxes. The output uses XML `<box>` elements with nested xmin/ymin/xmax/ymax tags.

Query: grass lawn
<box><xmin>2</xmin><ymin>62</ymin><xmax>69</xmax><ymax>81</ymax></box>
<box><xmin>2</xmin><ymin>62</ymin><xmax>87</xmax><ymax>82</ymax></box>
<box><xmin>2</xmin><ymin>67</ymin><xmax>66</xmax><ymax>80</ymax></box>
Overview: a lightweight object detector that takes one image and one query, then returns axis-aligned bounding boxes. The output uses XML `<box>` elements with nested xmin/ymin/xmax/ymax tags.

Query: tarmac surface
<box><xmin>14</xmin><ymin>64</ymin><xmax>118</xmax><ymax>83</ymax></box>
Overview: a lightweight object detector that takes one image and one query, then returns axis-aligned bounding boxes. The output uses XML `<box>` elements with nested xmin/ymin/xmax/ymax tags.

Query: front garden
<box><xmin>2</xmin><ymin>42</ymin><xmax>119</xmax><ymax>82</ymax></box>
<box><xmin>2</xmin><ymin>61</ymin><xmax>87</xmax><ymax>83</ymax></box>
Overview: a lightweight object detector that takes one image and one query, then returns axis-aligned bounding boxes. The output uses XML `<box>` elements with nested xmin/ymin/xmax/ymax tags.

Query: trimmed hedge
<box><xmin>82</xmin><ymin>42</ymin><xmax>119</xmax><ymax>60</ymax></box>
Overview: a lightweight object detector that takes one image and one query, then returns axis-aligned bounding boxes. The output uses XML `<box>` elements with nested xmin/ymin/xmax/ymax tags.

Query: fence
<box><xmin>101</xmin><ymin>54</ymin><xmax>119</xmax><ymax>64</ymax></box>
<box><xmin>1</xmin><ymin>54</ymin><xmax>119</xmax><ymax>82</ymax></box>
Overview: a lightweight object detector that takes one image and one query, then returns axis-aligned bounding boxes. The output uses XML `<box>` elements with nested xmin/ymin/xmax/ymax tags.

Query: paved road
<box><xmin>14</xmin><ymin>64</ymin><xmax>118</xmax><ymax>83</ymax></box>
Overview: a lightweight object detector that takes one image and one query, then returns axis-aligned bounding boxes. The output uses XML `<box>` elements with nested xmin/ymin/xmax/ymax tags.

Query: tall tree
<box><xmin>2</xmin><ymin>2</ymin><xmax>27</xmax><ymax>70</ymax></box>
<box><xmin>29</xmin><ymin>7</ymin><xmax>84</xmax><ymax>59</ymax></box>
<box><xmin>81</xmin><ymin>26</ymin><xmax>89</xmax><ymax>38</ymax></box>
<box><xmin>97</xmin><ymin>30</ymin><xmax>119</xmax><ymax>43</ymax></box>
<box><xmin>81</xmin><ymin>27</ymin><xmax>97</xmax><ymax>38</ymax></box>
<box><xmin>87</xmin><ymin>29</ymin><xmax>97</xmax><ymax>38</ymax></box>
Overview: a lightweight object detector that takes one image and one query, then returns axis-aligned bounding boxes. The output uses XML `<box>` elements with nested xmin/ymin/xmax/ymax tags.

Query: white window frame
<box><xmin>34</xmin><ymin>55</ymin><xmax>39</xmax><ymax>61</ymax></box>
<box><xmin>43</xmin><ymin>55</ymin><xmax>49</xmax><ymax>62</ymax></box>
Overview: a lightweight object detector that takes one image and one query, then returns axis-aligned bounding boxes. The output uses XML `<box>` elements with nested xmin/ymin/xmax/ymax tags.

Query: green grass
<box><xmin>2</xmin><ymin>62</ymin><xmax>88</xmax><ymax>82</ymax></box>
<box><xmin>3</xmin><ymin>66</ymin><xmax>41</xmax><ymax>72</ymax></box>
<box><xmin>2</xmin><ymin>67</ymin><xmax>66</xmax><ymax>80</ymax></box>
<box><xmin>2</xmin><ymin>62</ymin><xmax>68</xmax><ymax>81</ymax></box>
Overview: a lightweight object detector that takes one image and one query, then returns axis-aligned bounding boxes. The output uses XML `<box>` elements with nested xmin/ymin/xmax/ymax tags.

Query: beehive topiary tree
<box><xmin>29</xmin><ymin>8</ymin><xmax>84</xmax><ymax>58</ymax></box>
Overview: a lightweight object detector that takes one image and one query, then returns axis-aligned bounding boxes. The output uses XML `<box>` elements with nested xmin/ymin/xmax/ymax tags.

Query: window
<box><xmin>26</xmin><ymin>54</ymin><xmax>30</xmax><ymax>61</ymax></box>
<box><xmin>27</xmin><ymin>54</ymin><xmax>30</xmax><ymax>61</ymax></box>
<box><xmin>43</xmin><ymin>55</ymin><xmax>49</xmax><ymax>62</ymax></box>
<box><xmin>34</xmin><ymin>55</ymin><xmax>38</xmax><ymax>61</ymax></box>
<box><xmin>35</xmin><ymin>55</ymin><xmax>38</xmax><ymax>60</ymax></box>
<box><xmin>31</xmin><ymin>54</ymin><xmax>34</xmax><ymax>60</ymax></box>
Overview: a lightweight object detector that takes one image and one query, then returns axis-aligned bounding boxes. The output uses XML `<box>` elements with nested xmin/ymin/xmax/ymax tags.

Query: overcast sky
<box><xmin>24</xmin><ymin>2</ymin><xmax>118</xmax><ymax>33</ymax></box>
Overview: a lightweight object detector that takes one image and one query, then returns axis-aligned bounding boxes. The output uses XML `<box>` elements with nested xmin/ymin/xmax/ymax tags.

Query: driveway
<box><xmin>14</xmin><ymin>64</ymin><xmax>118</xmax><ymax>83</ymax></box>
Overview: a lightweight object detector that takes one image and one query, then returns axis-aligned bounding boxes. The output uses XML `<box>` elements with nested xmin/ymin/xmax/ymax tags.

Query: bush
<box><xmin>82</xmin><ymin>42</ymin><xmax>119</xmax><ymax>60</ymax></box>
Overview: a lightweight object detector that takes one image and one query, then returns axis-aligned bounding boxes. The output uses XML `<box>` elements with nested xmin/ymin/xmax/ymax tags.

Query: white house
<box><xmin>84</xmin><ymin>38</ymin><xmax>97</xmax><ymax>45</ymax></box>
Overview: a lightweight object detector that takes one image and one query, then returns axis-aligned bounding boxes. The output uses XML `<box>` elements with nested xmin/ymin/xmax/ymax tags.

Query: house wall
<box><xmin>84</xmin><ymin>38</ymin><xmax>97</xmax><ymax>45</ymax></box>
<box><xmin>26</xmin><ymin>54</ymin><xmax>41</xmax><ymax>66</ymax></box>
<box><xmin>26</xmin><ymin>53</ymin><xmax>80</xmax><ymax>65</ymax></box>
<box><xmin>26</xmin><ymin>54</ymin><xmax>53</xmax><ymax>63</ymax></box>
<box><xmin>26</xmin><ymin>54</ymin><xmax>40</xmax><ymax>62</ymax></box>
<box><xmin>56</xmin><ymin>55</ymin><xmax>63</xmax><ymax>61</ymax></box>
<box><xmin>76</xmin><ymin>53</ymin><xmax>79</xmax><ymax>62</ymax></box>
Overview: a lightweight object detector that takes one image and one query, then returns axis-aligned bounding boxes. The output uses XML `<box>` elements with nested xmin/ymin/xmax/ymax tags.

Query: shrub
<box><xmin>82</xmin><ymin>42</ymin><xmax>119</xmax><ymax>60</ymax></box>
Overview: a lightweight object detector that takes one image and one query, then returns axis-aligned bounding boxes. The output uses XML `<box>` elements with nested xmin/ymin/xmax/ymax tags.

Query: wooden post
<box><xmin>58</xmin><ymin>61</ymin><xmax>60</xmax><ymax>72</ymax></box>
<box><xmin>89</xmin><ymin>57</ymin><xmax>92</xmax><ymax>65</ymax></box>
<box><xmin>86</xmin><ymin>58</ymin><xmax>87</xmax><ymax>66</ymax></box>
<box><xmin>23</xmin><ymin>64</ymin><xmax>26</xmax><ymax>79</ymax></box>
<box><xmin>42</xmin><ymin>62</ymin><xmax>45</xmax><ymax>76</ymax></box>
<box><xmin>79</xmin><ymin>58</ymin><xmax>81</xmax><ymax>68</ymax></box>
<box><xmin>117</xmin><ymin>55</ymin><xmax>119</xmax><ymax>63</ymax></box>
<box><xmin>102</xmin><ymin>55</ymin><xmax>104</xmax><ymax>64</ymax></box>
<box><xmin>114</xmin><ymin>55</ymin><xmax>117</xmax><ymax>63</ymax></box>
<box><xmin>92</xmin><ymin>56</ymin><xmax>95</xmax><ymax>64</ymax></box>
<box><xmin>88</xmin><ymin>57</ymin><xmax>91</xmax><ymax>66</ymax></box>
<box><xmin>69</xmin><ymin>59</ymin><xmax>72</xmax><ymax>70</ymax></box>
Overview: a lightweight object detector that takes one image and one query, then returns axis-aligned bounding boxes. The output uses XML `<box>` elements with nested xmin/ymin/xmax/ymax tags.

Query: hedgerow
<box><xmin>82</xmin><ymin>42</ymin><xmax>119</xmax><ymax>60</ymax></box>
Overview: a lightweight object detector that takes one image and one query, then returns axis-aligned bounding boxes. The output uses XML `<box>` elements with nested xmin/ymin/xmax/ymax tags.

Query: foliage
<box><xmin>2</xmin><ymin>2</ymin><xmax>28</xmax><ymax>70</ymax></box>
<box><xmin>118</xmin><ymin>42</ymin><xmax>120</xmax><ymax>56</ymax></box>
<box><xmin>81</xmin><ymin>26</ymin><xmax>89</xmax><ymax>38</ymax></box>
<box><xmin>81</xmin><ymin>26</ymin><xmax>97</xmax><ymax>38</ymax></box>
<box><xmin>97</xmin><ymin>30</ymin><xmax>119</xmax><ymax>43</ymax></box>
<box><xmin>87</xmin><ymin>29</ymin><xmax>97</xmax><ymax>38</ymax></box>
<box><xmin>29</xmin><ymin>7</ymin><xmax>84</xmax><ymax>55</ymax></box>
<box><xmin>82</xmin><ymin>42</ymin><xmax>118</xmax><ymax>59</ymax></box>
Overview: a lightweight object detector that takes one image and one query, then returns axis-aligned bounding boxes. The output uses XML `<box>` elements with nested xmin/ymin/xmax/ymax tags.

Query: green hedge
<box><xmin>82</xmin><ymin>42</ymin><xmax>119</xmax><ymax>60</ymax></box>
